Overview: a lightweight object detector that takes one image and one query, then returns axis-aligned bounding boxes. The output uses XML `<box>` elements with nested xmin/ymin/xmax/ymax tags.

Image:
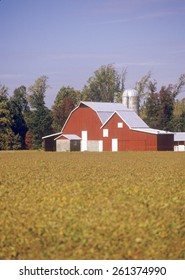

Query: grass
<box><xmin>0</xmin><ymin>151</ymin><xmax>185</xmax><ymax>260</ymax></box>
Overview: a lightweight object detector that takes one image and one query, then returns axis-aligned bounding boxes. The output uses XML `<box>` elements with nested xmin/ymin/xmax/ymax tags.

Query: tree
<box><xmin>158</xmin><ymin>86</ymin><xmax>175</xmax><ymax>131</ymax></box>
<box><xmin>135</xmin><ymin>71</ymin><xmax>153</xmax><ymax>114</ymax></box>
<box><xmin>9</xmin><ymin>86</ymin><xmax>29</xmax><ymax>149</ymax></box>
<box><xmin>0</xmin><ymin>84</ymin><xmax>21</xmax><ymax>150</ymax></box>
<box><xmin>143</xmin><ymin>81</ymin><xmax>160</xmax><ymax>128</ymax></box>
<box><xmin>82</xmin><ymin>64</ymin><xmax>126</xmax><ymax>102</ymax></box>
<box><xmin>52</xmin><ymin>86</ymin><xmax>81</xmax><ymax>131</ymax></box>
<box><xmin>173</xmin><ymin>98</ymin><xmax>185</xmax><ymax>131</ymax></box>
<box><xmin>28</xmin><ymin>75</ymin><xmax>48</xmax><ymax>108</ymax></box>
<box><xmin>142</xmin><ymin>74</ymin><xmax>185</xmax><ymax>131</ymax></box>
<box><xmin>27</xmin><ymin>76</ymin><xmax>53</xmax><ymax>149</ymax></box>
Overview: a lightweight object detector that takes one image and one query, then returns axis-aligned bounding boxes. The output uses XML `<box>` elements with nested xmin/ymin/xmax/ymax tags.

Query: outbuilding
<box><xmin>55</xmin><ymin>134</ymin><xmax>81</xmax><ymax>152</ymax></box>
<box><xmin>174</xmin><ymin>132</ymin><xmax>185</xmax><ymax>151</ymax></box>
<box><xmin>42</xmin><ymin>132</ymin><xmax>62</xmax><ymax>151</ymax></box>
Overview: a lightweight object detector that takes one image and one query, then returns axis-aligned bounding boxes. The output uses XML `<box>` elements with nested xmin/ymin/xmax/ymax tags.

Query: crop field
<box><xmin>0</xmin><ymin>151</ymin><xmax>185</xmax><ymax>260</ymax></box>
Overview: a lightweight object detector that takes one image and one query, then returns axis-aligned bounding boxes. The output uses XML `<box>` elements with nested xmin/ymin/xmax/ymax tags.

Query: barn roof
<box><xmin>132</xmin><ymin>128</ymin><xmax>173</xmax><ymax>135</ymax></box>
<box><xmin>117</xmin><ymin>111</ymin><xmax>148</xmax><ymax>128</ymax></box>
<box><xmin>81</xmin><ymin>101</ymin><xmax>128</xmax><ymax>112</ymax></box>
<box><xmin>81</xmin><ymin>101</ymin><xmax>149</xmax><ymax>129</ymax></box>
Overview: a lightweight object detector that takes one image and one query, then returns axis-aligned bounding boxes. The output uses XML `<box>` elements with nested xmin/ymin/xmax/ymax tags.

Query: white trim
<box><xmin>61</xmin><ymin>102</ymin><xmax>81</xmax><ymax>132</ymax></box>
<box><xmin>81</xmin><ymin>131</ymin><xmax>88</xmax><ymax>151</ymax></box>
<box><xmin>42</xmin><ymin>132</ymin><xmax>62</xmax><ymax>139</ymax></box>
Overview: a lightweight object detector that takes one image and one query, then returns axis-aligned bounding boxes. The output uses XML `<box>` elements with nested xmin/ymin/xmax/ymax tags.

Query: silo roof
<box><xmin>123</xmin><ymin>89</ymin><xmax>138</xmax><ymax>97</ymax></box>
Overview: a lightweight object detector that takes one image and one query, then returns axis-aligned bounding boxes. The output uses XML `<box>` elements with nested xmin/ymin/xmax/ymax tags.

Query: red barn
<box><xmin>42</xmin><ymin>101</ymin><xmax>174</xmax><ymax>152</ymax></box>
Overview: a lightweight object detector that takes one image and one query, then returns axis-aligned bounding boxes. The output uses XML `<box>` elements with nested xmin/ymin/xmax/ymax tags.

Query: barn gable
<box><xmin>101</xmin><ymin>110</ymin><xmax>149</xmax><ymax>129</ymax></box>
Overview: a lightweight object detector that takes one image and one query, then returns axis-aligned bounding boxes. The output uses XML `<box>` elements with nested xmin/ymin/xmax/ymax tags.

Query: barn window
<box><xmin>117</xmin><ymin>122</ymin><xmax>123</xmax><ymax>128</ymax></box>
<box><xmin>103</xmin><ymin>129</ymin><xmax>109</xmax><ymax>137</ymax></box>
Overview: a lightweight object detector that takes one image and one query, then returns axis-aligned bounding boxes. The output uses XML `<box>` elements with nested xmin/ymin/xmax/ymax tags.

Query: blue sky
<box><xmin>0</xmin><ymin>0</ymin><xmax>185</xmax><ymax>107</ymax></box>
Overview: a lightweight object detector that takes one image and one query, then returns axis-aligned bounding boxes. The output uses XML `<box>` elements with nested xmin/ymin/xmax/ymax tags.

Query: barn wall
<box><xmin>157</xmin><ymin>134</ymin><xmax>174</xmax><ymax>151</ymax></box>
<box><xmin>102</xmin><ymin>114</ymin><xmax>158</xmax><ymax>151</ymax></box>
<box><xmin>62</xmin><ymin>105</ymin><xmax>102</xmax><ymax>140</ymax></box>
<box><xmin>56</xmin><ymin>140</ymin><xmax>70</xmax><ymax>152</ymax></box>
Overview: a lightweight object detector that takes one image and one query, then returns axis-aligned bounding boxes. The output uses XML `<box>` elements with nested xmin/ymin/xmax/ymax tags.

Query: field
<box><xmin>0</xmin><ymin>151</ymin><xmax>185</xmax><ymax>260</ymax></box>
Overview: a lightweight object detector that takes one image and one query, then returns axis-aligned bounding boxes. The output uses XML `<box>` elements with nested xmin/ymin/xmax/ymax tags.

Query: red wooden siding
<box><xmin>62</xmin><ymin>105</ymin><xmax>102</xmax><ymax>140</ymax></box>
<box><xmin>102</xmin><ymin>113</ymin><xmax>158</xmax><ymax>151</ymax></box>
<box><xmin>61</xmin><ymin>103</ymin><xmax>173</xmax><ymax>152</ymax></box>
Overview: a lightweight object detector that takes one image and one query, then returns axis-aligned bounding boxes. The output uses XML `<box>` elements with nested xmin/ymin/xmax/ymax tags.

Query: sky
<box><xmin>0</xmin><ymin>0</ymin><xmax>185</xmax><ymax>107</ymax></box>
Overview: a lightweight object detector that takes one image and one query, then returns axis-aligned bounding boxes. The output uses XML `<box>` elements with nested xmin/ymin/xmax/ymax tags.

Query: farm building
<box><xmin>174</xmin><ymin>132</ymin><xmax>185</xmax><ymax>151</ymax></box>
<box><xmin>42</xmin><ymin>100</ymin><xmax>174</xmax><ymax>152</ymax></box>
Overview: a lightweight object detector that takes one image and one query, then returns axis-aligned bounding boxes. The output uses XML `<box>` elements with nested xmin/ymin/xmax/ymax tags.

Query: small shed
<box><xmin>55</xmin><ymin>134</ymin><xmax>81</xmax><ymax>152</ymax></box>
<box><xmin>42</xmin><ymin>132</ymin><xmax>62</xmax><ymax>151</ymax></box>
<box><xmin>174</xmin><ymin>132</ymin><xmax>185</xmax><ymax>151</ymax></box>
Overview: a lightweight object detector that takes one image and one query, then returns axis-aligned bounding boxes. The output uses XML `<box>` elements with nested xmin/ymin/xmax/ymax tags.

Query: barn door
<box><xmin>99</xmin><ymin>140</ymin><xmax>103</xmax><ymax>152</ymax></box>
<box><xmin>81</xmin><ymin>131</ymin><xmax>87</xmax><ymax>151</ymax></box>
<box><xmin>112</xmin><ymin>138</ymin><xmax>118</xmax><ymax>152</ymax></box>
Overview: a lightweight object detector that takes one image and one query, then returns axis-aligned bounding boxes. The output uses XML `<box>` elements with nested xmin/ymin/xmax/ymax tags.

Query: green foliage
<box><xmin>0</xmin><ymin>151</ymin><xmax>185</xmax><ymax>260</ymax></box>
<box><xmin>141</xmin><ymin>76</ymin><xmax>185</xmax><ymax>131</ymax></box>
<box><xmin>28</xmin><ymin>107</ymin><xmax>53</xmax><ymax>149</ymax></box>
<box><xmin>0</xmin><ymin>84</ymin><xmax>15</xmax><ymax>150</ymax></box>
<box><xmin>28</xmin><ymin>76</ymin><xmax>48</xmax><ymax>109</ymax></box>
<box><xmin>82</xmin><ymin>64</ymin><xmax>126</xmax><ymax>102</ymax></box>
<box><xmin>9</xmin><ymin>86</ymin><xmax>29</xmax><ymax>149</ymax></box>
<box><xmin>52</xmin><ymin>86</ymin><xmax>81</xmax><ymax>131</ymax></box>
<box><xmin>27</xmin><ymin>76</ymin><xmax>53</xmax><ymax>149</ymax></box>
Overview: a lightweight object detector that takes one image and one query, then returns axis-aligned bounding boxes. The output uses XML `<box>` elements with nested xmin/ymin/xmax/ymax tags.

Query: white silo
<box><xmin>122</xmin><ymin>90</ymin><xmax>129</xmax><ymax>108</ymax></box>
<box><xmin>122</xmin><ymin>89</ymin><xmax>139</xmax><ymax>115</ymax></box>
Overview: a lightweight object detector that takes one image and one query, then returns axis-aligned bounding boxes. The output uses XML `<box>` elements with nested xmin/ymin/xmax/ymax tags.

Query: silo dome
<box><xmin>122</xmin><ymin>89</ymin><xmax>139</xmax><ymax>115</ymax></box>
<box><xmin>123</xmin><ymin>89</ymin><xmax>138</xmax><ymax>97</ymax></box>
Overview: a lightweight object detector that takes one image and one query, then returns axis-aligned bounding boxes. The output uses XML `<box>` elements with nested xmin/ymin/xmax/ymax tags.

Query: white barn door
<box><xmin>112</xmin><ymin>138</ymin><xmax>118</xmax><ymax>152</ymax></box>
<box><xmin>81</xmin><ymin>131</ymin><xmax>87</xmax><ymax>151</ymax></box>
<box><xmin>99</xmin><ymin>140</ymin><xmax>103</xmax><ymax>152</ymax></box>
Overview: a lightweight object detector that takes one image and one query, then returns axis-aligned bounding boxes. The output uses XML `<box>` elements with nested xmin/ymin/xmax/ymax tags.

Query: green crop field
<box><xmin>0</xmin><ymin>151</ymin><xmax>185</xmax><ymax>260</ymax></box>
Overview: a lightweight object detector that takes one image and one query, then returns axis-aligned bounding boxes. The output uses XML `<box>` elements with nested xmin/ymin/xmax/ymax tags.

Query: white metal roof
<box><xmin>97</xmin><ymin>111</ymin><xmax>113</xmax><ymax>124</ymax></box>
<box><xmin>55</xmin><ymin>134</ymin><xmax>81</xmax><ymax>140</ymax></box>
<box><xmin>117</xmin><ymin>111</ymin><xmax>149</xmax><ymax>129</ymax></box>
<box><xmin>174</xmin><ymin>132</ymin><xmax>185</xmax><ymax>141</ymax></box>
<box><xmin>81</xmin><ymin>101</ymin><xmax>127</xmax><ymax>112</ymax></box>
<box><xmin>132</xmin><ymin>128</ymin><xmax>173</xmax><ymax>135</ymax></box>
<box><xmin>42</xmin><ymin>132</ymin><xmax>62</xmax><ymax>139</ymax></box>
<box><xmin>81</xmin><ymin>101</ymin><xmax>147</xmax><ymax>128</ymax></box>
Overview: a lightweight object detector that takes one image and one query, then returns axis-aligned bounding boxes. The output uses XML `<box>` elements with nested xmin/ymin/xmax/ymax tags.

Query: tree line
<box><xmin>0</xmin><ymin>64</ymin><xmax>185</xmax><ymax>150</ymax></box>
